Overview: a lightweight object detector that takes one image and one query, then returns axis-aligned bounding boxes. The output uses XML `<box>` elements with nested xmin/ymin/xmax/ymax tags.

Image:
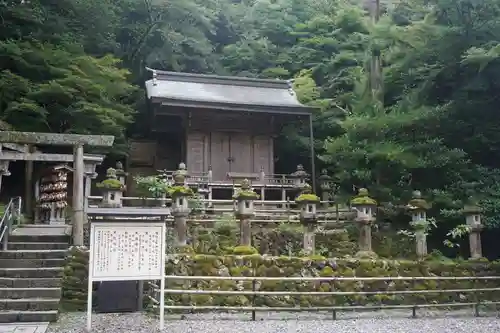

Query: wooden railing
<box><xmin>85</xmin><ymin>196</ymin><xmax>351</xmax><ymax>225</ymax></box>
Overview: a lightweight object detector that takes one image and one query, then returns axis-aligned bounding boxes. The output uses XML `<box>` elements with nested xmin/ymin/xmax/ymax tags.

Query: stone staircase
<box><xmin>0</xmin><ymin>232</ymin><xmax>69</xmax><ymax>323</ymax></box>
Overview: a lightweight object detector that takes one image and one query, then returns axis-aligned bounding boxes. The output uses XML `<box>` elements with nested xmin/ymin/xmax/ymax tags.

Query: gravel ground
<box><xmin>47</xmin><ymin>310</ymin><xmax>500</xmax><ymax>333</ymax></box>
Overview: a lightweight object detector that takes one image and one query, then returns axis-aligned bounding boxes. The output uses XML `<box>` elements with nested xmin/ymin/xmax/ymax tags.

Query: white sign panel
<box><xmin>90</xmin><ymin>222</ymin><xmax>165</xmax><ymax>281</ymax></box>
<box><xmin>87</xmin><ymin>221</ymin><xmax>166</xmax><ymax>332</ymax></box>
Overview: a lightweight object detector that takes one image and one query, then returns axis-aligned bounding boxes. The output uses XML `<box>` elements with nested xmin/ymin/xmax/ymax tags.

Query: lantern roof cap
<box><xmin>350</xmin><ymin>188</ymin><xmax>376</xmax><ymax>206</ymax></box>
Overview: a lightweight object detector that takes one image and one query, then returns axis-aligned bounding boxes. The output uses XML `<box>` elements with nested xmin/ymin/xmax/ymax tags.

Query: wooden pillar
<box><xmin>24</xmin><ymin>145</ymin><xmax>35</xmax><ymax>219</ymax></box>
<box><xmin>72</xmin><ymin>144</ymin><xmax>85</xmax><ymax>245</ymax></box>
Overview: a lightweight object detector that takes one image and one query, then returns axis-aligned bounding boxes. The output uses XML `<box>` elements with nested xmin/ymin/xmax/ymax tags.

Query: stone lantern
<box><xmin>290</xmin><ymin>164</ymin><xmax>309</xmax><ymax>189</ymax></box>
<box><xmin>350</xmin><ymin>188</ymin><xmax>377</xmax><ymax>257</ymax></box>
<box><xmin>97</xmin><ymin>168</ymin><xmax>125</xmax><ymax>208</ymax></box>
<box><xmin>173</xmin><ymin>162</ymin><xmax>188</xmax><ymax>182</ymax></box>
<box><xmin>0</xmin><ymin>160</ymin><xmax>11</xmax><ymax>194</ymax></box>
<box><xmin>295</xmin><ymin>184</ymin><xmax>320</xmax><ymax>255</ymax></box>
<box><xmin>234</xmin><ymin>179</ymin><xmax>259</xmax><ymax>247</ymax></box>
<box><xmin>83</xmin><ymin>157</ymin><xmax>101</xmax><ymax>215</ymax></box>
<box><xmin>115</xmin><ymin>161</ymin><xmax>128</xmax><ymax>186</ymax></box>
<box><xmin>463</xmin><ymin>198</ymin><xmax>483</xmax><ymax>259</ymax></box>
<box><xmin>318</xmin><ymin>169</ymin><xmax>334</xmax><ymax>209</ymax></box>
<box><xmin>407</xmin><ymin>190</ymin><xmax>431</xmax><ymax>258</ymax></box>
<box><xmin>171</xmin><ymin>173</ymin><xmax>193</xmax><ymax>247</ymax></box>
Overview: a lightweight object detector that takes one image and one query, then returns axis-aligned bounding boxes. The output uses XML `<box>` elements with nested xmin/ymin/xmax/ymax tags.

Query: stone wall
<box><xmin>163</xmin><ymin>255</ymin><xmax>500</xmax><ymax>308</ymax></box>
<box><xmin>59</xmin><ymin>247</ymin><xmax>500</xmax><ymax>310</ymax></box>
<box><xmin>61</xmin><ymin>246</ymin><xmax>92</xmax><ymax>311</ymax></box>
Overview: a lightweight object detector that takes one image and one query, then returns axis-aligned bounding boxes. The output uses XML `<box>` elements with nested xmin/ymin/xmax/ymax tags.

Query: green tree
<box><xmin>0</xmin><ymin>40</ymin><xmax>138</xmax><ymax>154</ymax></box>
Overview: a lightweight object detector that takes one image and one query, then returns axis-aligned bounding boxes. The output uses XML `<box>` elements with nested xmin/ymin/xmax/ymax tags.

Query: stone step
<box><xmin>0</xmin><ymin>268</ymin><xmax>63</xmax><ymax>279</ymax></box>
<box><xmin>0</xmin><ymin>288</ymin><xmax>61</xmax><ymax>299</ymax></box>
<box><xmin>0</xmin><ymin>310</ymin><xmax>58</xmax><ymax>323</ymax></box>
<box><xmin>8</xmin><ymin>235</ymin><xmax>69</xmax><ymax>243</ymax></box>
<box><xmin>0</xmin><ymin>278</ymin><xmax>61</xmax><ymax>288</ymax></box>
<box><xmin>8</xmin><ymin>242</ymin><xmax>69</xmax><ymax>251</ymax></box>
<box><xmin>0</xmin><ymin>298</ymin><xmax>59</xmax><ymax>311</ymax></box>
<box><xmin>0</xmin><ymin>250</ymin><xmax>67</xmax><ymax>260</ymax></box>
<box><xmin>0</xmin><ymin>259</ymin><xmax>66</xmax><ymax>269</ymax></box>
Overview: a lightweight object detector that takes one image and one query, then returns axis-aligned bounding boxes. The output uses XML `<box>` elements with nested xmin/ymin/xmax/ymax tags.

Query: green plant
<box><xmin>213</xmin><ymin>215</ymin><xmax>238</xmax><ymax>235</ymax></box>
<box><xmin>188</xmin><ymin>194</ymin><xmax>204</xmax><ymax>214</ymax></box>
<box><xmin>134</xmin><ymin>175</ymin><xmax>170</xmax><ymax>198</ymax></box>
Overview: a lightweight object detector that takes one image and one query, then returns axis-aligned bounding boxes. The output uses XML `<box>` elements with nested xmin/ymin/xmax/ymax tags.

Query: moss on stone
<box><xmin>350</xmin><ymin>188</ymin><xmax>377</xmax><ymax>206</ymax></box>
<box><xmin>350</xmin><ymin>196</ymin><xmax>377</xmax><ymax>205</ymax></box>
<box><xmin>233</xmin><ymin>190</ymin><xmax>260</xmax><ymax>200</ymax></box>
<box><xmin>96</xmin><ymin>178</ymin><xmax>124</xmax><ymax>190</ymax></box>
<box><xmin>62</xmin><ymin>250</ymin><xmax>500</xmax><ymax>312</ymax></box>
<box><xmin>157</xmin><ymin>255</ymin><xmax>500</xmax><ymax>310</ymax></box>
<box><xmin>408</xmin><ymin>198</ymin><xmax>431</xmax><ymax>210</ymax></box>
<box><xmin>169</xmin><ymin>186</ymin><xmax>194</xmax><ymax>197</ymax></box>
<box><xmin>233</xmin><ymin>245</ymin><xmax>258</xmax><ymax>255</ymax></box>
<box><xmin>61</xmin><ymin>246</ymin><xmax>92</xmax><ymax>311</ymax></box>
<box><xmin>295</xmin><ymin>193</ymin><xmax>320</xmax><ymax>203</ymax></box>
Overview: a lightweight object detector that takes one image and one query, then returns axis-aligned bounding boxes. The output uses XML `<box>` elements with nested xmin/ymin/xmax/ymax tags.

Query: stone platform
<box><xmin>0</xmin><ymin>323</ymin><xmax>48</xmax><ymax>333</ymax></box>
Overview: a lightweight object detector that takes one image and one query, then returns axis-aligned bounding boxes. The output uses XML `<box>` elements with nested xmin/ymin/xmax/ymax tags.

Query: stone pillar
<box><xmin>97</xmin><ymin>168</ymin><xmax>125</xmax><ymax>208</ymax></box>
<box><xmin>24</xmin><ymin>145</ymin><xmax>35</xmax><ymax>218</ymax></box>
<box><xmin>350</xmin><ymin>188</ymin><xmax>377</xmax><ymax>257</ymax></box>
<box><xmin>72</xmin><ymin>144</ymin><xmax>85</xmax><ymax>246</ymax></box>
<box><xmin>234</xmin><ymin>179</ymin><xmax>258</xmax><ymax>247</ymax></box>
<box><xmin>295</xmin><ymin>184</ymin><xmax>319</xmax><ymax>256</ymax></box>
<box><xmin>318</xmin><ymin>169</ymin><xmax>332</xmax><ymax>209</ymax></box>
<box><xmin>407</xmin><ymin>190</ymin><xmax>430</xmax><ymax>258</ymax></box>
<box><xmin>463</xmin><ymin>199</ymin><xmax>483</xmax><ymax>259</ymax></box>
<box><xmin>171</xmin><ymin>173</ymin><xmax>193</xmax><ymax>247</ymax></box>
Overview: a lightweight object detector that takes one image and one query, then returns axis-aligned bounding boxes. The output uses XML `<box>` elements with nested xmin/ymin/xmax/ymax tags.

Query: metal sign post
<box><xmin>86</xmin><ymin>221</ymin><xmax>166</xmax><ymax>332</ymax></box>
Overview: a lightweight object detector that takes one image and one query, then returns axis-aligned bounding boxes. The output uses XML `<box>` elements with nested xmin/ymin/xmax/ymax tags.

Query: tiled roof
<box><xmin>145</xmin><ymin>69</ymin><xmax>312</xmax><ymax>114</ymax></box>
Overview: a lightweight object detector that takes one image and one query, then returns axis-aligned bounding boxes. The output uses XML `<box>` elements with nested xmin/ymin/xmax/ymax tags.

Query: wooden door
<box><xmin>229</xmin><ymin>133</ymin><xmax>252</xmax><ymax>174</ymax></box>
<box><xmin>186</xmin><ymin>132</ymin><xmax>208</xmax><ymax>175</ymax></box>
<box><xmin>210</xmin><ymin>132</ymin><xmax>231</xmax><ymax>180</ymax></box>
<box><xmin>252</xmin><ymin>135</ymin><xmax>273</xmax><ymax>175</ymax></box>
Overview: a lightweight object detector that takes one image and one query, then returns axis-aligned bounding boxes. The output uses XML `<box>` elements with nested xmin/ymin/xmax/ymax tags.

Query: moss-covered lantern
<box><xmin>290</xmin><ymin>164</ymin><xmax>309</xmax><ymax>188</ymax></box>
<box><xmin>295</xmin><ymin>184</ymin><xmax>320</xmax><ymax>222</ymax></box>
<box><xmin>233</xmin><ymin>179</ymin><xmax>259</xmax><ymax>217</ymax></box>
<box><xmin>97</xmin><ymin>168</ymin><xmax>126</xmax><ymax>208</ymax></box>
<box><xmin>463</xmin><ymin>197</ymin><xmax>483</xmax><ymax>259</ymax></box>
<box><xmin>350</xmin><ymin>188</ymin><xmax>377</xmax><ymax>221</ymax></box>
<box><xmin>463</xmin><ymin>198</ymin><xmax>482</xmax><ymax>228</ymax></box>
<box><xmin>173</xmin><ymin>162</ymin><xmax>188</xmax><ymax>180</ymax></box>
<box><xmin>115</xmin><ymin>161</ymin><xmax>128</xmax><ymax>185</ymax></box>
<box><xmin>407</xmin><ymin>190</ymin><xmax>430</xmax><ymax>230</ymax></box>
<box><xmin>170</xmin><ymin>173</ymin><xmax>194</xmax><ymax>214</ymax></box>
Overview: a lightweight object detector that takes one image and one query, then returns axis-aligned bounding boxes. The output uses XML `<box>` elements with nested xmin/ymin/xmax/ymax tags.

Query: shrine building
<box><xmin>127</xmin><ymin>69</ymin><xmax>316</xmax><ymax>196</ymax></box>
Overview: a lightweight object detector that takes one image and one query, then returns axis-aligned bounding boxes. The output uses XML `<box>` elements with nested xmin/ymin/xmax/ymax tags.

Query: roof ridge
<box><xmin>145</xmin><ymin>67</ymin><xmax>293</xmax><ymax>89</ymax></box>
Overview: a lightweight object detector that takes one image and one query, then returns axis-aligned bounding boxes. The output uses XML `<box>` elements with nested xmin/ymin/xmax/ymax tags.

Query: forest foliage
<box><xmin>2</xmin><ymin>0</ymin><xmax>500</xmax><ymax>241</ymax></box>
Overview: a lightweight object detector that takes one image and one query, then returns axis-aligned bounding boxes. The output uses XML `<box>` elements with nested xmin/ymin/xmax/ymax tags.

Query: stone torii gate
<box><xmin>0</xmin><ymin>131</ymin><xmax>114</xmax><ymax>245</ymax></box>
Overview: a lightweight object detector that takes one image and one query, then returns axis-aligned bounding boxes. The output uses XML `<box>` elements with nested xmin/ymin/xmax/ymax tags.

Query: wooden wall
<box><xmin>129</xmin><ymin>108</ymin><xmax>282</xmax><ymax>182</ymax></box>
<box><xmin>186</xmin><ymin>131</ymin><xmax>274</xmax><ymax>180</ymax></box>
